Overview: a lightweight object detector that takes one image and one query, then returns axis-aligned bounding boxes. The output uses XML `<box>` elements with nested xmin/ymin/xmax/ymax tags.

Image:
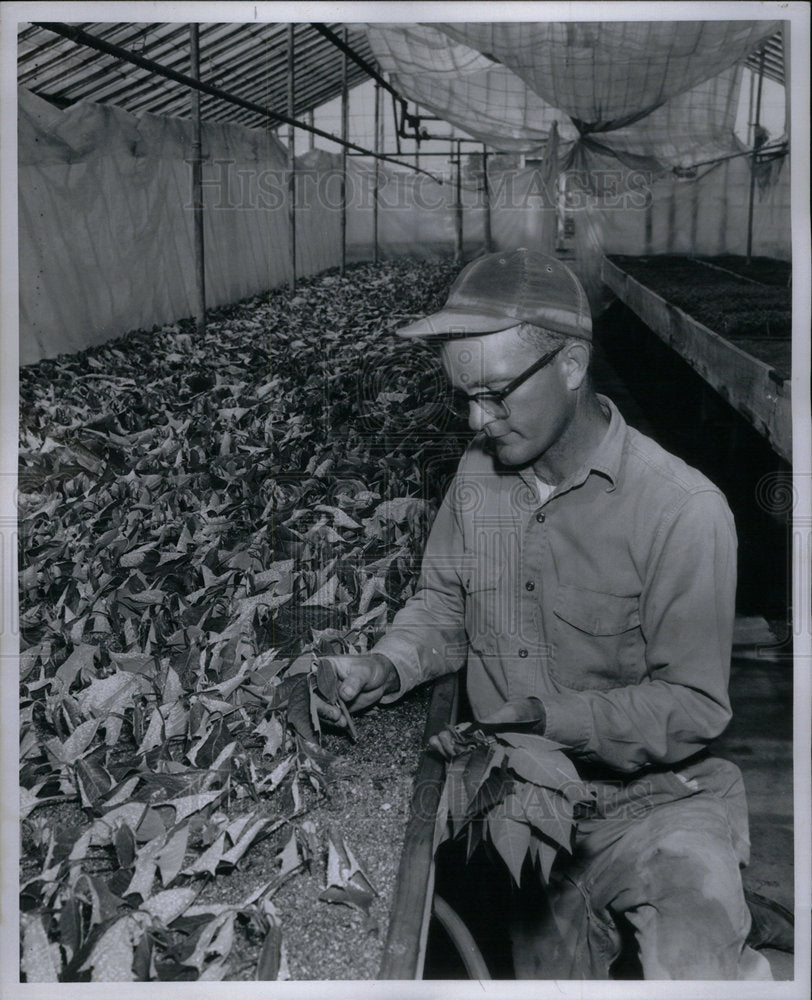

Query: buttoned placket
<box><xmin>509</xmin><ymin>481</ymin><xmax>553</xmax><ymax>701</ymax></box>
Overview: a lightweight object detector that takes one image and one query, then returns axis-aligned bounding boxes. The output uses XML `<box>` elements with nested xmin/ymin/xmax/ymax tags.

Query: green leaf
<box><xmin>75</xmin><ymin>756</ymin><xmax>113</xmax><ymax>810</ymax></box>
<box><xmin>45</xmin><ymin>717</ymin><xmax>101</xmax><ymax>765</ymax></box>
<box><xmin>139</xmin><ymin>886</ymin><xmax>197</xmax><ymax>925</ymax></box>
<box><xmin>502</xmin><ymin>742</ymin><xmax>580</xmax><ymax>793</ymax></box>
<box><xmin>21</xmin><ymin>913</ymin><xmax>61</xmax><ymax>982</ymax></box>
<box><xmin>157</xmin><ymin>824</ymin><xmax>190</xmax><ymax>886</ymax></box>
<box><xmin>255</xmin><ymin>923</ymin><xmax>282</xmax><ymax>980</ymax></box>
<box><xmin>181</xmin><ymin>912</ymin><xmax>235</xmax><ymax>972</ymax></box>
<box><xmin>466</xmin><ymin>817</ymin><xmax>486</xmax><ymax>862</ymax></box>
<box><xmin>319</xmin><ymin>882</ymin><xmax>375</xmax><ymax>915</ymax></box>
<box><xmin>516</xmin><ymin>783</ymin><xmax>573</xmax><ymax>853</ymax></box>
<box><xmin>465</xmin><ymin>761</ymin><xmax>513</xmax><ymax>822</ymax></box>
<box><xmin>462</xmin><ymin>743</ymin><xmax>497</xmax><ymax>804</ymax></box>
<box><xmin>113</xmin><ymin>823</ymin><xmax>137</xmax><ymax>869</ymax></box>
<box><xmin>52</xmin><ymin>643</ymin><xmax>98</xmax><ymax>694</ymax></box>
<box><xmin>286</xmin><ymin>675</ymin><xmax>317</xmax><ymax>742</ymax></box>
<box><xmin>277</xmin><ymin>830</ymin><xmax>300</xmax><ymax>878</ymax></box>
<box><xmin>528</xmin><ymin>832</ymin><xmax>559</xmax><ymax>883</ymax></box>
<box><xmin>496</xmin><ymin>731</ymin><xmax>566</xmax><ymax>755</ymax></box>
<box><xmin>315</xmin><ymin>657</ymin><xmax>339</xmax><ymax>703</ymax></box>
<box><xmin>255</xmin><ymin>716</ymin><xmax>285</xmax><ymax>757</ymax></box>
<box><xmin>79</xmin><ymin>915</ymin><xmax>144</xmax><ymax>981</ymax></box>
<box><xmin>487</xmin><ymin>808</ymin><xmax>531</xmax><ymax>887</ymax></box>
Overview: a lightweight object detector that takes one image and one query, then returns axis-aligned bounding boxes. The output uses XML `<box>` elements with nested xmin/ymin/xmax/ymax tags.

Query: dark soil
<box><xmin>608</xmin><ymin>255</ymin><xmax>792</xmax><ymax>347</ymax></box>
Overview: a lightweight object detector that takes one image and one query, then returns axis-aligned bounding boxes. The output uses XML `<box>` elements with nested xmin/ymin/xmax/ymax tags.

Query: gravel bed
<box><xmin>273</xmin><ymin>688</ymin><xmax>431</xmax><ymax>979</ymax></box>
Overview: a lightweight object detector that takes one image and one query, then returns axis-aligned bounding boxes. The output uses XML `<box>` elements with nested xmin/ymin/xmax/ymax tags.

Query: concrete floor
<box><xmin>716</xmin><ymin>615</ymin><xmax>795</xmax><ymax>980</ymax></box>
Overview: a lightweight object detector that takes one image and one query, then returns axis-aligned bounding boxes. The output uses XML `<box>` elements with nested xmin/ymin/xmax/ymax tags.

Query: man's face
<box><xmin>440</xmin><ymin>325</ymin><xmax>576</xmax><ymax>469</ymax></box>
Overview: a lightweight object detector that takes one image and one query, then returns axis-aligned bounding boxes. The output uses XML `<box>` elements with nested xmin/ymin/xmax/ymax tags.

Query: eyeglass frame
<box><xmin>450</xmin><ymin>342</ymin><xmax>566</xmax><ymax>419</ymax></box>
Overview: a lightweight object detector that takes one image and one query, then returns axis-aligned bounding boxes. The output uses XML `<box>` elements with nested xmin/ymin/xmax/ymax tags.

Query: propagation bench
<box><xmin>601</xmin><ymin>255</ymin><xmax>792</xmax><ymax>464</ymax></box>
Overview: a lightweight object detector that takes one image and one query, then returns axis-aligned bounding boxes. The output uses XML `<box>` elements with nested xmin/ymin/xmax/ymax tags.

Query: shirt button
<box><xmin>518</xmin><ymin>648</ymin><xmax>529</xmax><ymax>658</ymax></box>
<box><xmin>536</xmin><ymin>511</ymin><xmax>545</xmax><ymax>523</ymax></box>
<box><xmin>525</xmin><ymin>581</ymin><xmax>535</xmax><ymax>591</ymax></box>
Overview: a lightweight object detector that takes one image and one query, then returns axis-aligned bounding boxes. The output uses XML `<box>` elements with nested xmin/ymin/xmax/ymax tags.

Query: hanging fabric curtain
<box><xmin>366</xmin><ymin>23</ymin><xmax>579</xmax><ymax>152</ymax></box>
<box><xmin>365</xmin><ymin>20</ymin><xmax>780</xmax><ymax>169</ymax></box>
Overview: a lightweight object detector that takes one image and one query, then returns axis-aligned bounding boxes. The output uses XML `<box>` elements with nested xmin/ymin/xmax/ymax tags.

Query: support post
<box><xmin>373</xmin><ymin>82</ymin><xmax>381</xmax><ymax>265</ymax></box>
<box><xmin>746</xmin><ymin>47</ymin><xmax>766</xmax><ymax>264</ymax></box>
<box><xmin>307</xmin><ymin>110</ymin><xmax>315</xmax><ymax>150</ymax></box>
<box><xmin>454</xmin><ymin>140</ymin><xmax>463</xmax><ymax>263</ymax></box>
<box><xmin>189</xmin><ymin>24</ymin><xmax>206</xmax><ymax>337</ymax></box>
<box><xmin>286</xmin><ymin>24</ymin><xmax>296</xmax><ymax>290</ymax></box>
<box><xmin>340</xmin><ymin>28</ymin><xmax>349</xmax><ymax>275</ymax></box>
<box><xmin>481</xmin><ymin>144</ymin><xmax>493</xmax><ymax>253</ymax></box>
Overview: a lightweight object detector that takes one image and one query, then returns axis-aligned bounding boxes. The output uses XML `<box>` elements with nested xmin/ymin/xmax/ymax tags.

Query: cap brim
<box><xmin>396</xmin><ymin>307</ymin><xmax>519</xmax><ymax>339</ymax></box>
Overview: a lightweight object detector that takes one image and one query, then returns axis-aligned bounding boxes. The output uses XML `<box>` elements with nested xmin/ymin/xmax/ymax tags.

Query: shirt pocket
<box><xmin>463</xmin><ymin>569</ymin><xmax>504</xmax><ymax>653</ymax></box>
<box><xmin>550</xmin><ymin>584</ymin><xmax>643</xmax><ymax>691</ymax></box>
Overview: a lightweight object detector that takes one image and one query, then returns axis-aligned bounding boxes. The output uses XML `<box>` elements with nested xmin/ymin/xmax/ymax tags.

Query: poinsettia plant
<box><xmin>432</xmin><ymin>723</ymin><xmax>588</xmax><ymax>886</ymax></box>
<box><xmin>18</xmin><ymin>258</ymin><xmax>464</xmax><ymax>981</ymax></box>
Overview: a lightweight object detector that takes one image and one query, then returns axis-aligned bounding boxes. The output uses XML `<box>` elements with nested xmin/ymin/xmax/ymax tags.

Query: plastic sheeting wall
<box><xmin>19</xmin><ymin>85</ymin><xmax>790</xmax><ymax>366</ymax></box>
<box><xmin>19</xmin><ymin>88</ymin><xmax>341</xmax><ymax>366</ymax></box>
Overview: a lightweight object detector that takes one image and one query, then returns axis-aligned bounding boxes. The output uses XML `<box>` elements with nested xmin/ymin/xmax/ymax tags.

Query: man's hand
<box><xmin>314</xmin><ymin>653</ymin><xmax>400</xmax><ymax>728</ymax></box>
<box><xmin>428</xmin><ymin>698</ymin><xmax>547</xmax><ymax>761</ymax></box>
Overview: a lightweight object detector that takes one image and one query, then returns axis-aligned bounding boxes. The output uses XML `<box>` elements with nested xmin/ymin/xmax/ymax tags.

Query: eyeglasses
<box><xmin>448</xmin><ymin>344</ymin><xmax>564</xmax><ymax>420</ymax></box>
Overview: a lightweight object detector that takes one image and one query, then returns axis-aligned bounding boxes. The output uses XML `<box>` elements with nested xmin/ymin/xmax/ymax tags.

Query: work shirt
<box><xmin>374</xmin><ymin>395</ymin><xmax>737</xmax><ymax>776</ymax></box>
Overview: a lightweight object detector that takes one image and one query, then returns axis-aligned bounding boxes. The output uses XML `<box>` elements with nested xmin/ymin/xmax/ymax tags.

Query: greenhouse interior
<box><xmin>9</xmin><ymin>10</ymin><xmax>809</xmax><ymax>988</ymax></box>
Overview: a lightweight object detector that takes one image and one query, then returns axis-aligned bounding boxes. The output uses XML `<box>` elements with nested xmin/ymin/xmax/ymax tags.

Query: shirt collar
<box><xmin>516</xmin><ymin>393</ymin><xmax>627</xmax><ymax>498</ymax></box>
<box><xmin>586</xmin><ymin>394</ymin><xmax>626</xmax><ymax>491</ymax></box>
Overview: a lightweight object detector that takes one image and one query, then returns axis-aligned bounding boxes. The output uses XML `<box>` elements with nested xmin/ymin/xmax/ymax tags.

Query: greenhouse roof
<box><xmin>18</xmin><ymin>21</ymin><xmax>784</xmax><ymax>137</ymax></box>
<box><xmin>17</xmin><ymin>21</ymin><xmax>378</xmax><ymax>130</ymax></box>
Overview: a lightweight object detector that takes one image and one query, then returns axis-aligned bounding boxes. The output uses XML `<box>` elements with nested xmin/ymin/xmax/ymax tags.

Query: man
<box><xmin>318</xmin><ymin>248</ymin><xmax>772</xmax><ymax>980</ymax></box>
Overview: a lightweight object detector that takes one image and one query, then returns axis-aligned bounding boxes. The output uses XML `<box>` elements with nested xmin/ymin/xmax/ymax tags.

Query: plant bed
<box><xmin>602</xmin><ymin>255</ymin><xmax>791</xmax><ymax>463</ymax></box>
<box><xmin>607</xmin><ymin>255</ymin><xmax>792</xmax><ymax>378</ymax></box>
<box><xmin>18</xmin><ymin>257</ymin><xmax>466</xmax><ymax>981</ymax></box>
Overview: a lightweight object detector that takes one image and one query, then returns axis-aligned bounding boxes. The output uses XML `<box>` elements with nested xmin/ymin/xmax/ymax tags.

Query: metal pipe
<box><xmin>481</xmin><ymin>145</ymin><xmax>493</xmax><ymax>253</ymax></box>
<box><xmin>340</xmin><ymin>28</ymin><xmax>349</xmax><ymax>275</ymax></box>
<box><xmin>454</xmin><ymin>140</ymin><xmax>463</xmax><ymax>263</ymax></box>
<box><xmin>373</xmin><ymin>82</ymin><xmax>381</xmax><ymax>265</ymax></box>
<box><xmin>189</xmin><ymin>24</ymin><xmax>206</xmax><ymax>338</ymax></box>
<box><xmin>347</xmin><ymin>147</ymin><xmax>482</xmax><ymax>157</ymax></box>
<box><xmin>310</xmin><ymin>22</ymin><xmax>402</xmax><ymax>103</ymax></box>
<box><xmin>286</xmin><ymin>24</ymin><xmax>296</xmax><ymax>290</ymax></box>
<box><xmin>746</xmin><ymin>47</ymin><xmax>766</xmax><ymax>264</ymax></box>
<box><xmin>32</xmin><ymin>21</ymin><xmax>443</xmax><ymax>182</ymax></box>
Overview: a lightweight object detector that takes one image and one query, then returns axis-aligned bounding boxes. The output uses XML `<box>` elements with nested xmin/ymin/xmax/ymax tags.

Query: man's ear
<box><xmin>562</xmin><ymin>340</ymin><xmax>591</xmax><ymax>391</ymax></box>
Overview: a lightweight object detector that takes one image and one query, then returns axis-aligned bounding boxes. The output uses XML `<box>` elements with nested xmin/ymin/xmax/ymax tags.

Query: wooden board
<box><xmin>602</xmin><ymin>257</ymin><xmax>792</xmax><ymax>464</ymax></box>
<box><xmin>379</xmin><ymin>673</ymin><xmax>459</xmax><ymax>979</ymax></box>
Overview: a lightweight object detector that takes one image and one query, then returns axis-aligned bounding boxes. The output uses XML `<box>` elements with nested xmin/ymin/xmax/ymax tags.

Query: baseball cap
<box><xmin>397</xmin><ymin>248</ymin><xmax>592</xmax><ymax>341</ymax></box>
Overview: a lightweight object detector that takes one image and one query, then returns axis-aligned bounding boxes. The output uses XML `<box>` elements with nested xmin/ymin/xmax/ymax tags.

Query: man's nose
<box><xmin>468</xmin><ymin>400</ymin><xmax>497</xmax><ymax>434</ymax></box>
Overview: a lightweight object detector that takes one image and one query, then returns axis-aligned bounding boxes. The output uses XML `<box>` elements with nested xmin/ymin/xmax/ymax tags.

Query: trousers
<box><xmin>509</xmin><ymin>756</ymin><xmax>773</xmax><ymax>980</ymax></box>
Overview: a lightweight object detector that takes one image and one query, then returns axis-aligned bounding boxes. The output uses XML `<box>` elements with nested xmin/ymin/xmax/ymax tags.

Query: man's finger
<box><xmin>428</xmin><ymin>730</ymin><xmax>456</xmax><ymax>760</ymax></box>
<box><xmin>313</xmin><ymin>694</ymin><xmax>344</xmax><ymax>726</ymax></box>
<box><xmin>338</xmin><ymin>676</ymin><xmax>363</xmax><ymax>702</ymax></box>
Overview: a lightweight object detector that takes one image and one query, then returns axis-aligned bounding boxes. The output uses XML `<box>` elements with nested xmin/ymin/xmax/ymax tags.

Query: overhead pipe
<box><xmin>32</xmin><ymin>22</ymin><xmax>443</xmax><ymax>182</ymax></box>
<box><xmin>311</xmin><ymin>22</ymin><xmax>401</xmax><ymax>103</ymax></box>
<box><xmin>287</xmin><ymin>24</ymin><xmax>297</xmax><ymax>290</ymax></box>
